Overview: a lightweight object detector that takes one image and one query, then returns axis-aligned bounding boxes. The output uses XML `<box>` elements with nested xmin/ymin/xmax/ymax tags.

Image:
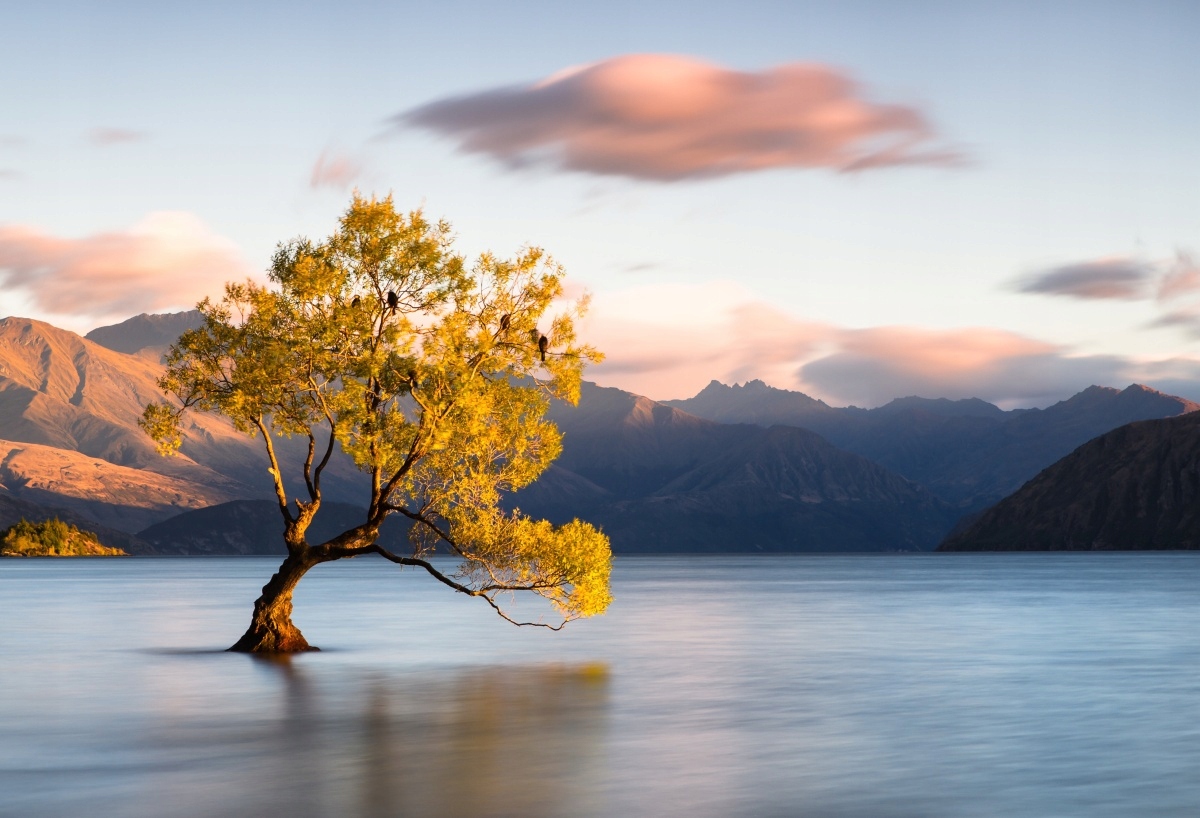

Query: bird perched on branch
<box><xmin>351</xmin><ymin>295</ymin><xmax>361</xmax><ymax>309</ymax></box>
<box><xmin>538</xmin><ymin>334</ymin><xmax>548</xmax><ymax>362</ymax></box>
<box><xmin>499</xmin><ymin>313</ymin><xmax>510</xmax><ymax>332</ymax></box>
<box><xmin>386</xmin><ymin>290</ymin><xmax>398</xmax><ymax>315</ymax></box>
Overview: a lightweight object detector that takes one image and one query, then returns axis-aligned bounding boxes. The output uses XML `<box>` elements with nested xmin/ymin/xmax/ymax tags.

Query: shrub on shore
<box><xmin>0</xmin><ymin>518</ymin><xmax>127</xmax><ymax>557</ymax></box>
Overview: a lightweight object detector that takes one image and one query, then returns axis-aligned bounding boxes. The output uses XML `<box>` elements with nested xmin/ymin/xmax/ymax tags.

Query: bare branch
<box><xmin>368</xmin><ymin>546</ymin><xmax>567</xmax><ymax>630</ymax></box>
<box><xmin>254</xmin><ymin>415</ymin><xmax>294</xmax><ymax>526</ymax></box>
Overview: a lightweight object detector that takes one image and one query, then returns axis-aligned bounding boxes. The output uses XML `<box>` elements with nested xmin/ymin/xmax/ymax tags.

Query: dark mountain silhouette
<box><xmin>138</xmin><ymin>500</ymin><xmax>412</xmax><ymax>555</ymax></box>
<box><xmin>940</xmin><ymin>411</ymin><xmax>1200</xmax><ymax>551</ymax></box>
<box><xmin>666</xmin><ymin>379</ymin><xmax>1199</xmax><ymax>511</ymax></box>
<box><xmin>510</xmin><ymin>382</ymin><xmax>958</xmax><ymax>552</ymax></box>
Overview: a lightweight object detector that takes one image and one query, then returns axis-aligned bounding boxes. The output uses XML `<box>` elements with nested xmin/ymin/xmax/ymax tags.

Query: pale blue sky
<box><xmin>2</xmin><ymin>1</ymin><xmax>1198</xmax><ymax>405</ymax></box>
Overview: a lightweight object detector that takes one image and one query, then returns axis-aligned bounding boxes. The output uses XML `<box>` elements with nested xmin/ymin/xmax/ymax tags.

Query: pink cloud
<box><xmin>396</xmin><ymin>53</ymin><xmax>964</xmax><ymax>181</ymax></box>
<box><xmin>310</xmin><ymin>148</ymin><xmax>363</xmax><ymax>190</ymax></box>
<box><xmin>799</xmin><ymin>326</ymin><xmax>1127</xmax><ymax>407</ymax></box>
<box><xmin>88</xmin><ymin>128</ymin><xmax>146</xmax><ymax>146</ymax></box>
<box><xmin>0</xmin><ymin>213</ymin><xmax>253</xmax><ymax>321</ymax></box>
<box><xmin>580</xmin><ymin>281</ymin><xmax>1162</xmax><ymax>407</ymax></box>
<box><xmin>580</xmin><ymin>282</ymin><xmax>832</xmax><ymax>398</ymax></box>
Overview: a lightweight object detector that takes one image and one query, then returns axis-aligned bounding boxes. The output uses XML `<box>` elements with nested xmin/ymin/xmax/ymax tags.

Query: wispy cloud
<box><xmin>1157</xmin><ymin>253</ymin><xmax>1200</xmax><ymax>302</ymax></box>
<box><xmin>1016</xmin><ymin>258</ymin><xmax>1153</xmax><ymax>300</ymax></box>
<box><xmin>0</xmin><ymin>213</ymin><xmax>252</xmax><ymax>321</ymax></box>
<box><xmin>394</xmin><ymin>53</ymin><xmax>964</xmax><ymax>182</ymax></box>
<box><xmin>1016</xmin><ymin>252</ymin><xmax>1200</xmax><ymax>341</ymax></box>
<box><xmin>0</xmin><ymin>170</ymin><xmax>19</xmax><ymax>182</ymax></box>
<box><xmin>88</xmin><ymin>127</ymin><xmax>146</xmax><ymax>146</ymax></box>
<box><xmin>310</xmin><ymin>148</ymin><xmax>363</xmax><ymax>190</ymax></box>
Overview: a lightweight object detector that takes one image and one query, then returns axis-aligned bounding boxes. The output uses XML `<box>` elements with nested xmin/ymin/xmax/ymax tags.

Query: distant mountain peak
<box><xmin>666</xmin><ymin>380</ymin><xmax>831</xmax><ymax>426</ymax></box>
<box><xmin>876</xmin><ymin>395</ymin><xmax>1005</xmax><ymax>418</ymax></box>
<box><xmin>86</xmin><ymin>310</ymin><xmax>205</xmax><ymax>356</ymax></box>
<box><xmin>735</xmin><ymin>378</ymin><xmax>771</xmax><ymax>391</ymax></box>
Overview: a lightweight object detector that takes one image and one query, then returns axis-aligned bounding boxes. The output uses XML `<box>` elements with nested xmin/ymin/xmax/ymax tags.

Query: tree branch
<box><xmin>254</xmin><ymin>415</ymin><xmax>294</xmax><ymax>526</ymax></box>
<box><xmin>367</xmin><ymin>546</ymin><xmax>566</xmax><ymax>630</ymax></box>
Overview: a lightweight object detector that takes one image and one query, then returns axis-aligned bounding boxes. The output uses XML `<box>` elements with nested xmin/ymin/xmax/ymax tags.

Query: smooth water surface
<box><xmin>2</xmin><ymin>554</ymin><xmax>1200</xmax><ymax>817</ymax></box>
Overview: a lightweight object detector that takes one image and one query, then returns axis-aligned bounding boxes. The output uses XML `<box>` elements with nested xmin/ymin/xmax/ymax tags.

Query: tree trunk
<box><xmin>229</xmin><ymin>552</ymin><xmax>320</xmax><ymax>653</ymax></box>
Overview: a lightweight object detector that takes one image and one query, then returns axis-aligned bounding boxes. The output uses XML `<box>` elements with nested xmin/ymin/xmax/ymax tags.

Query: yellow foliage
<box><xmin>141</xmin><ymin>194</ymin><xmax>611</xmax><ymax>624</ymax></box>
<box><xmin>0</xmin><ymin>518</ymin><xmax>127</xmax><ymax>557</ymax></box>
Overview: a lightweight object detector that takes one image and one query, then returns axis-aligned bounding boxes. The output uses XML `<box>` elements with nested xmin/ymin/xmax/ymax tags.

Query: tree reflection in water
<box><xmin>245</xmin><ymin>657</ymin><xmax>611</xmax><ymax>818</ymax></box>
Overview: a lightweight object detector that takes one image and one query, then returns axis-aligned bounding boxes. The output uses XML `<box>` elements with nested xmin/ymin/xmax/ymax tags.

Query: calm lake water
<box><xmin>2</xmin><ymin>554</ymin><xmax>1200</xmax><ymax>818</ymax></box>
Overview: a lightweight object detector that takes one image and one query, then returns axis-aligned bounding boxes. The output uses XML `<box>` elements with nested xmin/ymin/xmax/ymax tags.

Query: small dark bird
<box><xmin>538</xmin><ymin>334</ymin><xmax>548</xmax><ymax>362</ymax></box>
<box><xmin>499</xmin><ymin>313</ymin><xmax>510</xmax><ymax>332</ymax></box>
<box><xmin>351</xmin><ymin>295</ymin><xmax>360</xmax><ymax>308</ymax></box>
<box><xmin>387</xmin><ymin>290</ymin><xmax>398</xmax><ymax>314</ymax></box>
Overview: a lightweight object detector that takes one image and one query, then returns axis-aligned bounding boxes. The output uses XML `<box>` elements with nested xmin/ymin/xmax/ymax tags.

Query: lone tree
<box><xmin>141</xmin><ymin>194</ymin><xmax>612</xmax><ymax>652</ymax></box>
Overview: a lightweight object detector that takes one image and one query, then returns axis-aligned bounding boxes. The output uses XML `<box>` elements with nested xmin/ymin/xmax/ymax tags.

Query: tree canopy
<box><xmin>142</xmin><ymin>194</ymin><xmax>612</xmax><ymax>650</ymax></box>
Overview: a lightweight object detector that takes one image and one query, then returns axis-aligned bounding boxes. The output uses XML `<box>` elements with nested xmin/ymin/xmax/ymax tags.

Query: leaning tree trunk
<box><xmin>229</xmin><ymin>551</ymin><xmax>320</xmax><ymax>653</ymax></box>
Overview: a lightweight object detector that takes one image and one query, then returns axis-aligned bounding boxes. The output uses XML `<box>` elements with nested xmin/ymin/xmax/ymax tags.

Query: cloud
<box><xmin>88</xmin><ymin>128</ymin><xmax>146</xmax><ymax>146</ymax></box>
<box><xmin>0</xmin><ymin>213</ymin><xmax>253</xmax><ymax>321</ymax></box>
<box><xmin>581</xmin><ymin>281</ymin><xmax>830</xmax><ymax>396</ymax></box>
<box><xmin>1157</xmin><ymin>253</ymin><xmax>1200</xmax><ymax>302</ymax></box>
<box><xmin>0</xmin><ymin>170</ymin><xmax>19</xmax><ymax>181</ymax></box>
<box><xmin>799</xmin><ymin>326</ymin><xmax>1128</xmax><ymax>407</ymax></box>
<box><xmin>395</xmin><ymin>53</ymin><xmax>964</xmax><ymax>182</ymax></box>
<box><xmin>580</xmin><ymin>280</ymin><xmax>1188</xmax><ymax>408</ymax></box>
<box><xmin>310</xmin><ymin>148</ymin><xmax>363</xmax><ymax>190</ymax></box>
<box><xmin>1016</xmin><ymin>258</ymin><xmax>1153</xmax><ymax>300</ymax></box>
<box><xmin>1148</xmin><ymin>308</ymin><xmax>1200</xmax><ymax>339</ymax></box>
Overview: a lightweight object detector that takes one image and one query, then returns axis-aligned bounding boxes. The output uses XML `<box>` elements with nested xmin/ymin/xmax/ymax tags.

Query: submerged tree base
<box><xmin>227</xmin><ymin>625</ymin><xmax>319</xmax><ymax>653</ymax></box>
<box><xmin>227</xmin><ymin>553</ymin><xmax>321</xmax><ymax>653</ymax></box>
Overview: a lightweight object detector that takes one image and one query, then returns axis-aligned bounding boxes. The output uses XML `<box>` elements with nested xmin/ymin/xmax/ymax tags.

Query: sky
<box><xmin>1</xmin><ymin>0</ymin><xmax>1198</xmax><ymax>407</ymax></box>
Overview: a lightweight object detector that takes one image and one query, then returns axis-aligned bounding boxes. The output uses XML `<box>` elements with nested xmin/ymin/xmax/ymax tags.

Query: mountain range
<box><xmin>666</xmin><ymin>379</ymin><xmax>1199</xmax><ymax>511</ymax></box>
<box><xmin>0</xmin><ymin>311</ymin><xmax>1195</xmax><ymax>553</ymax></box>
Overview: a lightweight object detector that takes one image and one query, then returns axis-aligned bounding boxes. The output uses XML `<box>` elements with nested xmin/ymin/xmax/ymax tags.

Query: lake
<box><xmin>2</xmin><ymin>554</ymin><xmax>1199</xmax><ymax>817</ymax></box>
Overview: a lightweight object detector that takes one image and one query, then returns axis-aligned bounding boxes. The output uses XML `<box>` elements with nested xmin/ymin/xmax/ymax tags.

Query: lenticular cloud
<box><xmin>396</xmin><ymin>53</ymin><xmax>963</xmax><ymax>181</ymax></box>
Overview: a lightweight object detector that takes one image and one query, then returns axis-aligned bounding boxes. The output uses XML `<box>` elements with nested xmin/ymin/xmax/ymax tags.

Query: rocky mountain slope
<box><xmin>940</xmin><ymin>411</ymin><xmax>1200</xmax><ymax>551</ymax></box>
<box><xmin>0</xmin><ymin>438</ymin><xmax>234</xmax><ymax>532</ymax></box>
<box><xmin>0</xmin><ymin>316</ymin><xmax>367</xmax><ymax>533</ymax></box>
<box><xmin>666</xmin><ymin>379</ymin><xmax>1199</xmax><ymax>510</ymax></box>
